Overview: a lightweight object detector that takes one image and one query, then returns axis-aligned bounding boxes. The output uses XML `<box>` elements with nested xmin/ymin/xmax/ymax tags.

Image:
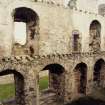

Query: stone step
<box><xmin>40</xmin><ymin>93</ymin><xmax>56</xmax><ymax>104</ymax></box>
<box><xmin>0</xmin><ymin>98</ymin><xmax>16</xmax><ymax>105</ymax></box>
<box><xmin>40</xmin><ymin>88</ymin><xmax>56</xmax><ymax>95</ymax></box>
<box><xmin>40</xmin><ymin>100</ymin><xmax>63</xmax><ymax>105</ymax></box>
<box><xmin>40</xmin><ymin>89</ymin><xmax>56</xmax><ymax>100</ymax></box>
<box><xmin>40</xmin><ymin>93</ymin><xmax>56</xmax><ymax>100</ymax></box>
<box><xmin>40</xmin><ymin>99</ymin><xmax>56</xmax><ymax>105</ymax></box>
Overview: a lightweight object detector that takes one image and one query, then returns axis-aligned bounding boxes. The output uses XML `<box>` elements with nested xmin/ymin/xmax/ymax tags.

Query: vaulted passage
<box><xmin>39</xmin><ymin>64</ymin><xmax>65</xmax><ymax>102</ymax></box>
<box><xmin>74</xmin><ymin>63</ymin><xmax>87</xmax><ymax>94</ymax></box>
<box><xmin>89</xmin><ymin>20</ymin><xmax>101</xmax><ymax>52</ymax></box>
<box><xmin>93</xmin><ymin>59</ymin><xmax>105</xmax><ymax>86</ymax></box>
<box><xmin>13</xmin><ymin>7</ymin><xmax>39</xmax><ymax>56</ymax></box>
<box><xmin>0</xmin><ymin>70</ymin><xmax>24</xmax><ymax>105</ymax></box>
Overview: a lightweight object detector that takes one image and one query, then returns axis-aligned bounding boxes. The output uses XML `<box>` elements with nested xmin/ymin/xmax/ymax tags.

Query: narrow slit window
<box><xmin>73</xmin><ymin>34</ymin><xmax>79</xmax><ymax>51</ymax></box>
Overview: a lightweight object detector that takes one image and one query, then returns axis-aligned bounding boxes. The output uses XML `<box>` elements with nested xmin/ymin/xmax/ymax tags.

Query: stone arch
<box><xmin>39</xmin><ymin>63</ymin><xmax>65</xmax><ymax>101</ymax></box>
<box><xmin>74</xmin><ymin>62</ymin><xmax>87</xmax><ymax>94</ymax></box>
<box><xmin>89</xmin><ymin>20</ymin><xmax>101</xmax><ymax>52</ymax></box>
<box><xmin>13</xmin><ymin>7</ymin><xmax>39</xmax><ymax>56</ymax></box>
<box><xmin>72</xmin><ymin>30</ymin><xmax>81</xmax><ymax>52</ymax></box>
<box><xmin>0</xmin><ymin>69</ymin><xmax>25</xmax><ymax>105</ymax></box>
<box><xmin>93</xmin><ymin>58</ymin><xmax>105</xmax><ymax>87</ymax></box>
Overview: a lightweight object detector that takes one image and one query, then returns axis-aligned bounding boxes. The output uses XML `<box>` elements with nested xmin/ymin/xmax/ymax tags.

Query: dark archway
<box><xmin>74</xmin><ymin>62</ymin><xmax>87</xmax><ymax>94</ymax></box>
<box><xmin>40</xmin><ymin>64</ymin><xmax>65</xmax><ymax>101</ymax></box>
<box><xmin>89</xmin><ymin>20</ymin><xmax>101</xmax><ymax>52</ymax></box>
<box><xmin>13</xmin><ymin>7</ymin><xmax>39</xmax><ymax>56</ymax></box>
<box><xmin>0</xmin><ymin>69</ymin><xmax>24</xmax><ymax>105</ymax></box>
<box><xmin>93</xmin><ymin>59</ymin><xmax>105</xmax><ymax>86</ymax></box>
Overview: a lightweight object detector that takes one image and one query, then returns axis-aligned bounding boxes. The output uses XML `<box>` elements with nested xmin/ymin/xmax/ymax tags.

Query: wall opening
<box><xmin>89</xmin><ymin>20</ymin><xmax>101</xmax><ymax>52</ymax></box>
<box><xmin>72</xmin><ymin>30</ymin><xmax>81</xmax><ymax>52</ymax></box>
<box><xmin>14</xmin><ymin>22</ymin><xmax>26</xmax><ymax>45</ymax></box>
<box><xmin>13</xmin><ymin>7</ymin><xmax>39</xmax><ymax>55</ymax></box>
<box><xmin>74</xmin><ymin>62</ymin><xmax>87</xmax><ymax>94</ymax></box>
<box><xmin>93</xmin><ymin>59</ymin><xmax>105</xmax><ymax>86</ymax></box>
<box><xmin>0</xmin><ymin>74</ymin><xmax>15</xmax><ymax>101</ymax></box>
<box><xmin>39</xmin><ymin>64</ymin><xmax>65</xmax><ymax>102</ymax></box>
<box><xmin>39</xmin><ymin>70</ymin><xmax>49</xmax><ymax>90</ymax></box>
<box><xmin>0</xmin><ymin>70</ymin><xmax>24</xmax><ymax>105</ymax></box>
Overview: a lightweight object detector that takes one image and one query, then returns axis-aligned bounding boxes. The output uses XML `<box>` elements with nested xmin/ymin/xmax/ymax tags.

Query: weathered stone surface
<box><xmin>0</xmin><ymin>52</ymin><xmax>105</xmax><ymax>105</ymax></box>
<box><xmin>0</xmin><ymin>0</ymin><xmax>105</xmax><ymax>105</ymax></box>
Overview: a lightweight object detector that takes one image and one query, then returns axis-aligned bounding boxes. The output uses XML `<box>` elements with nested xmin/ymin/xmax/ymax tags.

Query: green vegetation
<box><xmin>0</xmin><ymin>76</ymin><xmax>49</xmax><ymax>101</ymax></box>
<box><xmin>0</xmin><ymin>83</ymin><xmax>15</xmax><ymax>101</ymax></box>
<box><xmin>39</xmin><ymin>76</ymin><xmax>49</xmax><ymax>90</ymax></box>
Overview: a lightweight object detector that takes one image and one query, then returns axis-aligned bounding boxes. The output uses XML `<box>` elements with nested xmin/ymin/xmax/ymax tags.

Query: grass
<box><xmin>1</xmin><ymin>78</ymin><xmax>105</xmax><ymax>105</ymax></box>
<box><xmin>0</xmin><ymin>76</ymin><xmax>49</xmax><ymax>101</ymax></box>
<box><xmin>0</xmin><ymin>83</ymin><xmax>15</xmax><ymax>101</ymax></box>
<box><xmin>39</xmin><ymin>76</ymin><xmax>49</xmax><ymax>90</ymax></box>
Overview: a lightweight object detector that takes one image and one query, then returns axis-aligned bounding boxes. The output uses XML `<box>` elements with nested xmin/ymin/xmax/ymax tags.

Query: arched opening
<box><xmin>39</xmin><ymin>64</ymin><xmax>65</xmax><ymax>103</ymax></box>
<box><xmin>93</xmin><ymin>59</ymin><xmax>105</xmax><ymax>86</ymax></box>
<box><xmin>13</xmin><ymin>7</ymin><xmax>39</xmax><ymax>56</ymax></box>
<box><xmin>74</xmin><ymin>62</ymin><xmax>87</xmax><ymax>94</ymax></box>
<box><xmin>89</xmin><ymin>20</ymin><xmax>101</xmax><ymax>52</ymax></box>
<box><xmin>0</xmin><ymin>74</ymin><xmax>15</xmax><ymax>101</ymax></box>
<box><xmin>72</xmin><ymin>30</ymin><xmax>81</xmax><ymax>52</ymax></box>
<box><xmin>0</xmin><ymin>70</ymin><xmax>24</xmax><ymax>105</ymax></box>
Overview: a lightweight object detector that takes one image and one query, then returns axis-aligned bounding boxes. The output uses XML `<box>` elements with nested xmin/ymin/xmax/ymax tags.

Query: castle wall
<box><xmin>0</xmin><ymin>1</ymin><xmax>105</xmax><ymax>105</ymax></box>
<box><xmin>76</xmin><ymin>0</ymin><xmax>98</xmax><ymax>13</ymax></box>
<box><xmin>0</xmin><ymin>0</ymin><xmax>105</xmax><ymax>57</ymax></box>
<box><xmin>71</xmin><ymin>9</ymin><xmax>105</xmax><ymax>52</ymax></box>
<box><xmin>0</xmin><ymin>5</ymin><xmax>13</xmax><ymax>57</ymax></box>
<box><xmin>5</xmin><ymin>1</ymin><xmax>73</xmax><ymax>56</ymax></box>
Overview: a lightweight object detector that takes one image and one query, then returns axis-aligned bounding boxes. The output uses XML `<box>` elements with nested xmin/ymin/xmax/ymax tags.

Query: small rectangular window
<box><xmin>73</xmin><ymin>34</ymin><xmax>79</xmax><ymax>51</ymax></box>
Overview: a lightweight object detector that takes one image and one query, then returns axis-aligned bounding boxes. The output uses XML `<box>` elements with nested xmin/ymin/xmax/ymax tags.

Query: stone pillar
<box><xmin>64</xmin><ymin>71</ymin><xmax>72</xmax><ymax>104</ymax></box>
<box><xmin>86</xmin><ymin>65</ymin><xmax>93</xmax><ymax>95</ymax></box>
<box><xmin>24</xmin><ymin>70</ymin><xmax>39</xmax><ymax>105</ymax></box>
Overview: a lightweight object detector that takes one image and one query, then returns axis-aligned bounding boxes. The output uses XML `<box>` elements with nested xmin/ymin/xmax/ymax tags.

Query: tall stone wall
<box><xmin>0</xmin><ymin>1</ymin><xmax>105</xmax><ymax>56</ymax></box>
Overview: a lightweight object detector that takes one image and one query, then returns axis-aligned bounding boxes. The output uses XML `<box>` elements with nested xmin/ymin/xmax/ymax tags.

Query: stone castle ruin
<box><xmin>0</xmin><ymin>0</ymin><xmax>105</xmax><ymax>105</ymax></box>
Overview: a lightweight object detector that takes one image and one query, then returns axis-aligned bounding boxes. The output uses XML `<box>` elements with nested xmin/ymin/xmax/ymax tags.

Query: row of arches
<box><xmin>0</xmin><ymin>64</ymin><xmax>65</xmax><ymax>104</ymax></box>
<box><xmin>74</xmin><ymin>58</ymin><xmax>105</xmax><ymax>95</ymax></box>
<box><xmin>0</xmin><ymin>58</ymin><xmax>104</xmax><ymax>104</ymax></box>
<box><xmin>38</xmin><ymin>58</ymin><xmax>105</xmax><ymax>103</ymax></box>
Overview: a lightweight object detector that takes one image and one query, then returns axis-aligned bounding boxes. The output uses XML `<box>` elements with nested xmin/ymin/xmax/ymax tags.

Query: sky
<box><xmin>14</xmin><ymin>22</ymin><xmax>26</xmax><ymax>45</ymax></box>
<box><xmin>98</xmin><ymin>0</ymin><xmax>105</xmax><ymax>4</ymax></box>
